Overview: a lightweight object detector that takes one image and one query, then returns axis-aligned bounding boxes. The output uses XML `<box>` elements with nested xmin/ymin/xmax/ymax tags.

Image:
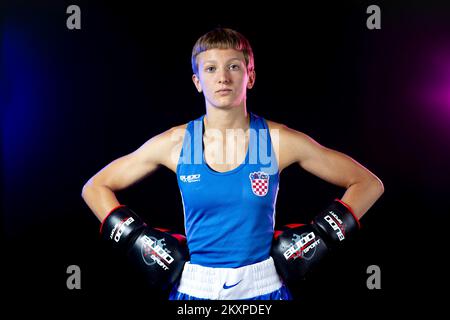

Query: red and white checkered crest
<box><xmin>249</xmin><ymin>171</ymin><xmax>269</xmax><ymax>197</ymax></box>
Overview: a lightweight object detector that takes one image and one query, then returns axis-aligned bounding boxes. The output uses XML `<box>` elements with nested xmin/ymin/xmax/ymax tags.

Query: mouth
<box><xmin>216</xmin><ymin>89</ymin><xmax>232</xmax><ymax>95</ymax></box>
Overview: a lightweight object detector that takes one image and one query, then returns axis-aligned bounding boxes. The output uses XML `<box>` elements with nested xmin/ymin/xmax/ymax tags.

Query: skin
<box><xmin>82</xmin><ymin>48</ymin><xmax>384</xmax><ymax>223</ymax></box>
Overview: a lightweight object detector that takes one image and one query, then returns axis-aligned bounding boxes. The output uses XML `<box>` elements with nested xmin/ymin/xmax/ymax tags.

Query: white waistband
<box><xmin>176</xmin><ymin>257</ymin><xmax>283</xmax><ymax>300</ymax></box>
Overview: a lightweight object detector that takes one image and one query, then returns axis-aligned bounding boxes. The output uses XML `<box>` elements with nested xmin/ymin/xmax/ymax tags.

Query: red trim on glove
<box><xmin>99</xmin><ymin>204</ymin><xmax>127</xmax><ymax>234</ymax></box>
<box><xmin>170</xmin><ymin>233</ymin><xmax>187</xmax><ymax>245</ymax></box>
<box><xmin>154</xmin><ymin>228</ymin><xmax>187</xmax><ymax>245</ymax></box>
<box><xmin>285</xmin><ymin>223</ymin><xmax>304</xmax><ymax>229</ymax></box>
<box><xmin>273</xmin><ymin>230</ymin><xmax>283</xmax><ymax>240</ymax></box>
<box><xmin>334</xmin><ymin>198</ymin><xmax>361</xmax><ymax>229</ymax></box>
<box><xmin>274</xmin><ymin>223</ymin><xmax>305</xmax><ymax>239</ymax></box>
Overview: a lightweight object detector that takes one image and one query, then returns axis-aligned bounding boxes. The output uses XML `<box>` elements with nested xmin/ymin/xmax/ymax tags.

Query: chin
<box><xmin>213</xmin><ymin>104</ymin><xmax>238</xmax><ymax>110</ymax></box>
<box><xmin>210</xmin><ymin>101</ymin><xmax>234</xmax><ymax>109</ymax></box>
<box><xmin>207</xmin><ymin>97</ymin><xmax>243</xmax><ymax>109</ymax></box>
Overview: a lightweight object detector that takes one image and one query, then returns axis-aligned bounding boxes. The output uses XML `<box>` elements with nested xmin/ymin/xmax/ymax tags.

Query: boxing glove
<box><xmin>271</xmin><ymin>199</ymin><xmax>360</xmax><ymax>282</ymax></box>
<box><xmin>100</xmin><ymin>205</ymin><xmax>189</xmax><ymax>289</ymax></box>
<box><xmin>271</xmin><ymin>223</ymin><xmax>329</xmax><ymax>283</ymax></box>
<box><xmin>312</xmin><ymin>199</ymin><xmax>360</xmax><ymax>247</ymax></box>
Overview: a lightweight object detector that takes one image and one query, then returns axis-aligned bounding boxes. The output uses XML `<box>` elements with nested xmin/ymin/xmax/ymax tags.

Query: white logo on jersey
<box><xmin>180</xmin><ymin>174</ymin><xmax>201</xmax><ymax>183</ymax></box>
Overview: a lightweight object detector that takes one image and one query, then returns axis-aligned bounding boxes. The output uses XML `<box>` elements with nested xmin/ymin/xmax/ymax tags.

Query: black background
<box><xmin>2</xmin><ymin>0</ymin><xmax>449</xmax><ymax>315</ymax></box>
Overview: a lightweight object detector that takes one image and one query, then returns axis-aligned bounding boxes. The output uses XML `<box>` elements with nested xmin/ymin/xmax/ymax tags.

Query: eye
<box><xmin>229</xmin><ymin>64</ymin><xmax>240</xmax><ymax>71</ymax></box>
<box><xmin>205</xmin><ymin>66</ymin><xmax>216</xmax><ymax>72</ymax></box>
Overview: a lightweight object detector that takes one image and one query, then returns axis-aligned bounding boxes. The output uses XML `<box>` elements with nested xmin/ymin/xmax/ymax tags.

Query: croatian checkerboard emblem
<box><xmin>249</xmin><ymin>171</ymin><xmax>269</xmax><ymax>196</ymax></box>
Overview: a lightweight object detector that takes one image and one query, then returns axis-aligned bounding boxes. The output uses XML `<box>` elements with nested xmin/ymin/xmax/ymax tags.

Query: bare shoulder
<box><xmin>265</xmin><ymin>119</ymin><xmax>288</xmax><ymax>172</ymax></box>
<box><xmin>163</xmin><ymin>123</ymin><xmax>188</xmax><ymax>141</ymax></box>
<box><xmin>266</xmin><ymin>119</ymin><xmax>309</xmax><ymax>138</ymax></box>
<box><xmin>266</xmin><ymin>119</ymin><xmax>318</xmax><ymax>144</ymax></box>
<box><xmin>171</xmin><ymin>123</ymin><xmax>189</xmax><ymax>131</ymax></box>
<box><xmin>265</xmin><ymin>119</ymin><xmax>322</xmax><ymax>172</ymax></box>
<box><xmin>161</xmin><ymin>123</ymin><xmax>188</xmax><ymax>172</ymax></box>
<box><xmin>138</xmin><ymin>123</ymin><xmax>188</xmax><ymax>173</ymax></box>
<box><xmin>265</xmin><ymin>119</ymin><xmax>286</xmax><ymax>131</ymax></box>
<box><xmin>154</xmin><ymin>123</ymin><xmax>187</xmax><ymax>143</ymax></box>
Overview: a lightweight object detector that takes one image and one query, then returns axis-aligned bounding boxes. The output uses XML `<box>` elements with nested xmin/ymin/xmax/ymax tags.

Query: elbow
<box><xmin>81</xmin><ymin>178</ymin><xmax>94</xmax><ymax>200</ymax></box>
<box><xmin>81</xmin><ymin>178</ymin><xmax>113</xmax><ymax>200</ymax></box>
<box><xmin>371</xmin><ymin>176</ymin><xmax>385</xmax><ymax>198</ymax></box>
<box><xmin>81</xmin><ymin>183</ymin><xmax>88</xmax><ymax>201</ymax></box>
<box><xmin>379</xmin><ymin>179</ymin><xmax>385</xmax><ymax>194</ymax></box>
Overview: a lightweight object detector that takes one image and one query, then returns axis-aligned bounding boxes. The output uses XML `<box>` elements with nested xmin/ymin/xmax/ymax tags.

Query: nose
<box><xmin>218</xmin><ymin>69</ymin><xmax>231</xmax><ymax>84</ymax></box>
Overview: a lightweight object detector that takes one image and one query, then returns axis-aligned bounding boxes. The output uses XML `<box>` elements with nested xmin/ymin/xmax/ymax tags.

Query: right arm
<box><xmin>81</xmin><ymin>124</ymin><xmax>186</xmax><ymax>222</ymax></box>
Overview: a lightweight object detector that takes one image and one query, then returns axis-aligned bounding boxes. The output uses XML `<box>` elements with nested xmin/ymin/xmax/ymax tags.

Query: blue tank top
<box><xmin>176</xmin><ymin>112</ymin><xmax>279</xmax><ymax>267</ymax></box>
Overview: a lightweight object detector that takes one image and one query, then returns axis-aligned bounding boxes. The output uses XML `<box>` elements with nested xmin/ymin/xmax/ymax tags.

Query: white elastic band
<box><xmin>176</xmin><ymin>257</ymin><xmax>283</xmax><ymax>300</ymax></box>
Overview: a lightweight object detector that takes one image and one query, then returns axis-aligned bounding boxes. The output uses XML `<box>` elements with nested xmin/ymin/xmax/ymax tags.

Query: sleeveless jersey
<box><xmin>176</xmin><ymin>112</ymin><xmax>279</xmax><ymax>267</ymax></box>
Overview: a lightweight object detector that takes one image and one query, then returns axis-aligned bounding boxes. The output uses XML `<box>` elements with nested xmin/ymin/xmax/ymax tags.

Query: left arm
<box><xmin>277</xmin><ymin>125</ymin><xmax>384</xmax><ymax>219</ymax></box>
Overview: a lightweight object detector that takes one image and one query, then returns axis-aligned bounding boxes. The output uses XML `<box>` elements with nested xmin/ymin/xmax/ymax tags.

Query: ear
<box><xmin>192</xmin><ymin>74</ymin><xmax>202</xmax><ymax>93</ymax></box>
<box><xmin>247</xmin><ymin>70</ymin><xmax>256</xmax><ymax>89</ymax></box>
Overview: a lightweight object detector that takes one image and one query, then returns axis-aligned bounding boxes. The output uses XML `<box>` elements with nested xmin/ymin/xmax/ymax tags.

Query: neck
<box><xmin>204</xmin><ymin>105</ymin><xmax>249</xmax><ymax>134</ymax></box>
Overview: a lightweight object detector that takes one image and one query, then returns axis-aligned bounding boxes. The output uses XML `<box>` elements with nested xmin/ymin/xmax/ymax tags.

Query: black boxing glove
<box><xmin>271</xmin><ymin>223</ymin><xmax>329</xmax><ymax>283</ymax></box>
<box><xmin>100</xmin><ymin>205</ymin><xmax>189</xmax><ymax>290</ymax></box>
<box><xmin>312</xmin><ymin>199</ymin><xmax>360</xmax><ymax>247</ymax></box>
<box><xmin>100</xmin><ymin>205</ymin><xmax>146</xmax><ymax>250</ymax></box>
<box><xmin>271</xmin><ymin>199</ymin><xmax>360</xmax><ymax>283</ymax></box>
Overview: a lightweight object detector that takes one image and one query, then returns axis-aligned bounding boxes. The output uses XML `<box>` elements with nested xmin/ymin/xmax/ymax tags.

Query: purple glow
<box><xmin>418</xmin><ymin>46</ymin><xmax>450</xmax><ymax>117</ymax></box>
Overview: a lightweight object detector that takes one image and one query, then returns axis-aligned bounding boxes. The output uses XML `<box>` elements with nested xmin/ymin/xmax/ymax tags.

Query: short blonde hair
<box><xmin>191</xmin><ymin>28</ymin><xmax>255</xmax><ymax>75</ymax></box>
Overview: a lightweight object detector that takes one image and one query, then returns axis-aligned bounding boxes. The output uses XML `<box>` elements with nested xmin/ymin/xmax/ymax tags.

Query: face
<box><xmin>192</xmin><ymin>48</ymin><xmax>255</xmax><ymax>109</ymax></box>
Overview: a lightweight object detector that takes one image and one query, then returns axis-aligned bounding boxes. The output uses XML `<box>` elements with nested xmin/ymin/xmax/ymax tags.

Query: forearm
<box><xmin>81</xmin><ymin>182</ymin><xmax>121</xmax><ymax>222</ymax></box>
<box><xmin>340</xmin><ymin>177</ymin><xmax>384</xmax><ymax>220</ymax></box>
